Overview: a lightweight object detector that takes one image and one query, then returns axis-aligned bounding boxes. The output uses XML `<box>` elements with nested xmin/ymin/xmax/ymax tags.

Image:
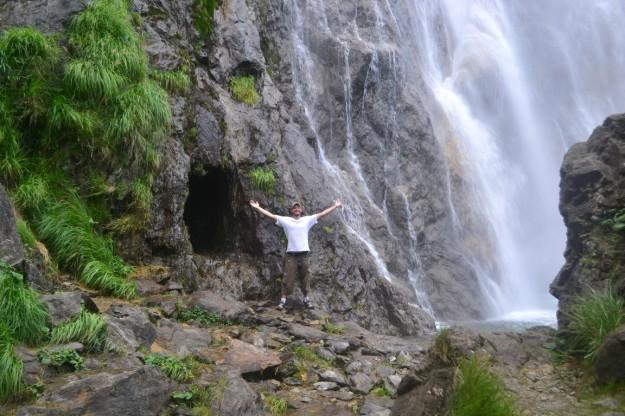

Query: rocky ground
<box><xmin>2</xmin><ymin>274</ymin><xmax>625</xmax><ymax>416</ymax></box>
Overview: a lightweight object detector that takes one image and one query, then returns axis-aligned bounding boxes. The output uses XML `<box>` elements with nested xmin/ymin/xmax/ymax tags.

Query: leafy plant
<box><xmin>249</xmin><ymin>166</ymin><xmax>275</xmax><ymax>195</ymax></box>
<box><xmin>0</xmin><ymin>261</ymin><xmax>49</xmax><ymax>346</ymax></box>
<box><xmin>371</xmin><ymin>384</ymin><xmax>392</xmax><ymax>397</ymax></box>
<box><xmin>50</xmin><ymin>307</ymin><xmax>108</xmax><ymax>352</ymax></box>
<box><xmin>229</xmin><ymin>75</ymin><xmax>259</xmax><ymax>105</ymax></box>
<box><xmin>144</xmin><ymin>353</ymin><xmax>194</xmax><ymax>382</ymax></box>
<box><xmin>37</xmin><ymin>348</ymin><xmax>84</xmax><ymax>371</ymax></box>
<box><xmin>262</xmin><ymin>393</ymin><xmax>288</xmax><ymax>416</ymax></box>
<box><xmin>450</xmin><ymin>356</ymin><xmax>519</xmax><ymax>416</ymax></box>
<box><xmin>0</xmin><ymin>323</ymin><xmax>24</xmax><ymax>404</ymax></box>
<box><xmin>566</xmin><ymin>287</ymin><xmax>625</xmax><ymax>361</ymax></box>
<box><xmin>171</xmin><ymin>390</ymin><xmax>194</xmax><ymax>404</ymax></box>
<box><xmin>321</xmin><ymin>317</ymin><xmax>344</xmax><ymax>335</ymax></box>
<box><xmin>599</xmin><ymin>208</ymin><xmax>625</xmax><ymax>233</ymax></box>
<box><xmin>176</xmin><ymin>306</ymin><xmax>232</xmax><ymax>327</ymax></box>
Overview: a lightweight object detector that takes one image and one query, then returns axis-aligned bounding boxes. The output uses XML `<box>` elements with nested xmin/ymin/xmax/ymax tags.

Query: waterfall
<box><xmin>284</xmin><ymin>0</ymin><xmax>625</xmax><ymax>320</ymax></box>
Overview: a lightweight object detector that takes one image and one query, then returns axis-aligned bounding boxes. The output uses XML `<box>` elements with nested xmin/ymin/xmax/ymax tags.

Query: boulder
<box><xmin>222</xmin><ymin>338</ymin><xmax>282</xmax><ymax>375</ymax></box>
<box><xmin>153</xmin><ymin>318</ymin><xmax>212</xmax><ymax>361</ymax></box>
<box><xmin>596</xmin><ymin>326</ymin><xmax>625</xmax><ymax>384</ymax></box>
<box><xmin>0</xmin><ymin>183</ymin><xmax>24</xmax><ymax>268</ymax></box>
<box><xmin>105</xmin><ymin>304</ymin><xmax>156</xmax><ymax>351</ymax></box>
<box><xmin>40</xmin><ymin>292</ymin><xmax>99</xmax><ymax>326</ymax></box>
<box><xmin>16</xmin><ymin>365</ymin><xmax>173</xmax><ymax>416</ymax></box>
<box><xmin>188</xmin><ymin>290</ymin><xmax>253</xmax><ymax>322</ymax></box>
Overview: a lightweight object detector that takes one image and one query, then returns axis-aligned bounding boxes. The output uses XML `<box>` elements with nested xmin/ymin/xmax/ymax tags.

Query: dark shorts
<box><xmin>282</xmin><ymin>252</ymin><xmax>310</xmax><ymax>296</ymax></box>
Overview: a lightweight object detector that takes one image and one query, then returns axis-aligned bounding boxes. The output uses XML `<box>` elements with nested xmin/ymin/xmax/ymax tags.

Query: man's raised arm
<box><xmin>250</xmin><ymin>200</ymin><xmax>278</xmax><ymax>221</ymax></box>
<box><xmin>314</xmin><ymin>199</ymin><xmax>342</xmax><ymax>220</ymax></box>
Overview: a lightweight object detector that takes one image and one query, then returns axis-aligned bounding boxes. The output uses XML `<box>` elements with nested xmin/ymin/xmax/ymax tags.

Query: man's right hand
<box><xmin>250</xmin><ymin>200</ymin><xmax>260</xmax><ymax>209</ymax></box>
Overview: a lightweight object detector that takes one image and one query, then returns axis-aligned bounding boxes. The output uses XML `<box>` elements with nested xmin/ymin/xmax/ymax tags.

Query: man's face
<box><xmin>290</xmin><ymin>205</ymin><xmax>302</xmax><ymax>217</ymax></box>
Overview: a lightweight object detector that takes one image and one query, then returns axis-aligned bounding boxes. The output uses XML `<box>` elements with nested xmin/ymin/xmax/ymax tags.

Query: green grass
<box><xmin>371</xmin><ymin>384</ymin><xmax>392</xmax><ymax>397</ymax></box>
<box><xmin>193</xmin><ymin>0</ymin><xmax>220</xmax><ymax>36</ymax></box>
<box><xmin>0</xmin><ymin>261</ymin><xmax>49</xmax><ymax>346</ymax></box>
<box><xmin>321</xmin><ymin>317</ymin><xmax>344</xmax><ymax>335</ymax></box>
<box><xmin>292</xmin><ymin>345</ymin><xmax>333</xmax><ymax>368</ymax></box>
<box><xmin>16</xmin><ymin>219</ymin><xmax>38</xmax><ymax>250</ymax></box>
<box><xmin>150</xmin><ymin>68</ymin><xmax>191</xmax><ymax>93</ymax></box>
<box><xmin>249</xmin><ymin>166</ymin><xmax>275</xmax><ymax>195</ymax></box>
<box><xmin>50</xmin><ymin>307</ymin><xmax>108</xmax><ymax>352</ymax></box>
<box><xmin>144</xmin><ymin>354</ymin><xmax>195</xmax><ymax>382</ymax></box>
<box><xmin>176</xmin><ymin>306</ymin><xmax>232</xmax><ymax>327</ymax></box>
<box><xmin>37</xmin><ymin>348</ymin><xmax>84</xmax><ymax>371</ymax></box>
<box><xmin>229</xmin><ymin>75</ymin><xmax>259</xmax><ymax>105</ymax></box>
<box><xmin>433</xmin><ymin>328</ymin><xmax>455</xmax><ymax>364</ymax></box>
<box><xmin>262</xmin><ymin>393</ymin><xmax>288</xmax><ymax>416</ymax></box>
<box><xmin>566</xmin><ymin>287</ymin><xmax>625</xmax><ymax>362</ymax></box>
<box><xmin>0</xmin><ymin>323</ymin><xmax>24</xmax><ymax>404</ymax></box>
<box><xmin>450</xmin><ymin>356</ymin><xmax>519</xmax><ymax>416</ymax></box>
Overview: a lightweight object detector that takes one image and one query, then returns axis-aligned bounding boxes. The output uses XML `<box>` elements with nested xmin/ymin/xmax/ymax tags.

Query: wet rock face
<box><xmin>551</xmin><ymin>114</ymin><xmax>625</xmax><ymax>331</ymax></box>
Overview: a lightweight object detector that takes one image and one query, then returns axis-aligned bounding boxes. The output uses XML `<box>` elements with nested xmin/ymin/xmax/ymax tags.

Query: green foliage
<box><xmin>433</xmin><ymin>328</ymin><xmax>455</xmax><ymax>364</ymax></box>
<box><xmin>600</xmin><ymin>208</ymin><xmax>625</xmax><ymax>233</ymax></box>
<box><xmin>171</xmin><ymin>390</ymin><xmax>194</xmax><ymax>404</ymax></box>
<box><xmin>0</xmin><ymin>261</ymin><xmax>49</xmax><ymax>346</ymax></box>
<box><xmin>321</xmin><ymin>317</ymin><xmax>344</xmax><ymax>335</ymax></box>
<box><xmin>292</xmin><ymin>345</ymin><xmax>333</xmax><ymax>368</ymax></box>
<box><xmin>249</xmin><ymin>166</ymin><xmax>275</xmax><ymax>195</ymax></box>
<box><xmin>229</xmin><ymin>75</ymin><xmax>259</xmax><ymax>105</ymax></box>
<box><xmin>262</xmin><ymin>393</ymin><xmax>288</xmax><ymax>416</ymax></box>
<box><xmin>16</xmin><ymin>219</ymin><xmax>38</xmax><ymax>250</ymax></box>
<box><xmin>566</xmin><ymin>287</ymin><xmax>625</xmax><ymax>362</ymax></box>
<box><xmin>37</xmin><ymin>348</ymin><xmax>84</xmax><ymax>371</ymax></box>
<box><xmin>194</xmin><ymin>0</ymin><xmax>220</xmax><ymax>35</ymax></box>
<box><xmin>50</xmin><ymin>307</ymin><xmax>107</xmax><ymax>352</ymax></box>
<box><xmin>0</xmin><ymin>323</ymin><xmax>24</xmax><ymax>404</ymax></box>
<box><xmin>450</xmin><ymin>356</ymin><xmax>519</xmax><ymax>416</ymax></box>
<box><xmin>176</xmin><ymin>306</ymin><xmax>232</xmax><ymax>327</ymax></box>
<box><xmin>144</xmin><ymin>354</ymin><xmax>195</xmax><ymax>382</ymax></box>
<box><xmin>371</xmin><ymin>384</ymin><xmax>392</xmax><ymax>397</ymax></box>
<box><xmin>150</xmin><ymin>68</ymin><xmax>191</xmax><ymax>93</ymax></box>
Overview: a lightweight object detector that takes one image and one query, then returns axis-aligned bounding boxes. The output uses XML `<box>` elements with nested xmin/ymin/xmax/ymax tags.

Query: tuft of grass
<box><xmin>433</xmin><ymin>328</ymin><xmax>455</xmax><ymax>364</ymax></box>
<box><xmin>144</xmin><ymin>353</ymin><xmax>195</xmax><ymax>382</ymax></box>
<box><xmin>450</xmin><ymin>356</ymin><xmax>519</xmax><ymax>416</ymax></box>
<box><xmin>37</xmin><ymin>348</ymin><xmax>84</xmax><ymax>372</ymax></box>
<box><xmin>16</xmin><ymin>218</ymin><xmax>38</xmax><ymax>250</ymax></box>
<box><xmin>321</xmin><ymin>317</ymin><xmax>344</xmax><ymax>335</ymax></box>
<box><xmin>229</xmin><ymin>75</ymin><xmax>259</xmax><ymax>105</ymax></box>
<box><xmin>371</xmin><ymin>384</ymin><xmax>392</xmax><ymax>397</ymax></box>
<box><xmin>262</xmin><ymin>393</ymin><xmax>288</xmax><ymax>416</ymax></box>
<box><xmin>176</xmin><ymin>306</ymin><xmax>232</xmax><ymax>327</ymax></box>
<box><xmin>566</xmin><ymin>287</ymin><xmax>625</xmax><ymax>362</ymax></box>
<box><xmin>0</xmin><ymin>261</ymin><xmax>49</xmax><ymax>346</ymax></box>
<box><xmin>193</xmin><ymin>0</ymin><xmax>220</xmax><ymax>36</ymax></box>
<box><xmin>50</xmin><ymin>307</ymin><xmax>107</xmax><ymax>352</ymax></box>
<box><xmin>249</xmin><ymin>167</ymin><xmax>275</xmax><ymax>195</ymax></box>
<box><xmin>150</xmin><ymin>68</ymin><xmax>191</xmax><ymax>93</ymax></box>
<box><xmin>292</xmin><ymin>345</ymin><xmax>333</xmax><ymax>368</ymax></box>
<box><xmin>0</xmin><ymin>323</ymin><xmax>24</xmax><ymax>404</ymax></box>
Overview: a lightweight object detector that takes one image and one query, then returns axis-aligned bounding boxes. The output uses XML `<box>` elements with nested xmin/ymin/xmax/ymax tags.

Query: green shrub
<box><xmin>262</xmin><ymin>393</ymin><xmax>288</xmax><ymax>416</ymax></box>
<box><xmin>566</xmin><ymin>287</ymin><xmax>625</xmax><ymax>361</ymax></box>
<box><xmin>0</xmin><ymin>261</ymin><xmax>49</xmax><ymax>346</ymax></box>
<box><xmin>16</xmin><ymin>219</ymin><xmax>37</xmax><ymax>250</ymax></box>
<box><xmin>450</xmin><ymin>356</ymin><xmax>519</xmax><ymax>416</ymax></box>
<box><xmin>144</xmin><ymin>354</ymin><xmax>195</xmax><ymax>382</ymax></box>
<box><xmin>433</xmin><ymin>328</ymin><xmax>455</xmax><ymax>364</ymax></box>
<box><xmin>249</xmin><ymin>167</ymin><xmax>275</xmax><ymax>195</ymax></box>
<box><xmin>0</xmin><ymin>323</ymin><xmax>24</xmax><ymax>404</ymax></box>
<box><xmin>176</xmin><ymin>306</ymin><xmax>231</xmax><ymax>327</ymax></box>
<box><xmin>371</xmin><ymin>384</ymin><xmax>392</xmax><ymax>397</ymax></box>
<box><xmin>194</xmin><ymin>0</ymin><xmax>220</xmax><ymax>35</ymax></box>
<box><xmin>37</xmin><ymin>348</ymin><xmax>84</xmax><ymax>371</ymax></box>
<box><xmin>50</xmin><ymin>307</ymin><xmax>107</xmax><ymax>352</ymax></box>
<box><xmin>229</xmin><ymin>75</ymin><xmax>259</xmax><ymax>105</ymax></box>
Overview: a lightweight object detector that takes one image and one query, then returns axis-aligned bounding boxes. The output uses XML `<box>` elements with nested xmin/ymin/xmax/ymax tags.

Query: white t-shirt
<box><xmin>275</xmin><ymin>215</ymin><xmax>318</xmax><ymax>252</ymax></box>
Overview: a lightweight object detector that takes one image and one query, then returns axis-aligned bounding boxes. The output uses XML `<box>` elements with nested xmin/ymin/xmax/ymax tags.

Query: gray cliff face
<box><xmin>551</xmin><ymin>114</ymin><xmax>625</xmax><ymax>331</ymax></box>
<box><xmin>0</xmin><ymin>0</ymin><xmax>490</xmax><ymax>334</ymax></box>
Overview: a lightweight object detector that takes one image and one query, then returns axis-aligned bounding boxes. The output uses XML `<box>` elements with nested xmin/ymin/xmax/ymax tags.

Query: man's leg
<box><xmin>298</xmin><ymin>254</ymin><xmax>313</xmax><ymax>308</ymax></box>
<box><xmin>280</xmin><ymin>256</ymin><xmax>296</xmax><ymax>309</ymax></box>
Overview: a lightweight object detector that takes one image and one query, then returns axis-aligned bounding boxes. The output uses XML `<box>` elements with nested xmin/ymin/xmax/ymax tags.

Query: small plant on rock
<box><xmin>176</xmin><ymin>306</ymin><xmax>232</xmax><ymax>327</ymax></box>
<box><xmin>37</xmin><ymin>348</ymin><xmax>84</xmax><ymax>371</ymax></box>
<box><xmin>249</xmin><ymin>166</ymin><xmax>275</xmax><ymax>195</ymax></box>
<box><xmin>321</xmin><ymin>317</ymin><xmax>344</xmax><ymax>335</ymax></box>
<box><xmin>433</xmin><ymin>328</ymin><xmax>455</xmax><ymax>364</ymax></box>
<box><xmin>50</xmin><ymin>307</ymin><xmax>107</xmax><ymax>352</ymax></box>
<box><xmin>262</xmin><ymin>393</ymin><xmax>288</xmax><ymax>416</ymax></box>
<box><xmin>229</xmin><ymin>75</ymin><xmax>259</xmax><ymax>105</ymax></box>
<box><xmin>144</xmin><ymin>353</ymin><xmax>194</xmax><ymax>382</ymax></box>
<box><xmin>371</xmin><ymin>384</ymin><xmax>392</xmax><ymax>398</ymax></box>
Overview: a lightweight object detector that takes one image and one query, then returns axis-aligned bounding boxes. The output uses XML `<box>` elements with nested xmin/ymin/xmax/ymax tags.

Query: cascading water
<box><xmin>284</xmin><ymin>0</ymin><xmax>625</xmax><ymax>321</ymax></box>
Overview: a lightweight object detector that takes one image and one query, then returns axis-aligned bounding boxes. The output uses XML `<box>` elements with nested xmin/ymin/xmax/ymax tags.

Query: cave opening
<box><xmin>184</xmin><ymin>167</ymin><xmax>234</xmax><ymax>254</ymax></box>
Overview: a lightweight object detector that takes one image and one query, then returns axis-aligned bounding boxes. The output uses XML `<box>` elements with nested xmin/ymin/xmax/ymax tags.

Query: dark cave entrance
<box><xmin>184</xmin><ymin>167</ymin><xmax>235</xmax><ymax>254</ymax></box>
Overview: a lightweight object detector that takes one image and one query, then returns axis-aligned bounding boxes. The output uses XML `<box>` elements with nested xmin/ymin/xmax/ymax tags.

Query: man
<box><xmin>249</xmin><ymin>199</ymin><xmax>342</xmax><ymax>310</ymax></box>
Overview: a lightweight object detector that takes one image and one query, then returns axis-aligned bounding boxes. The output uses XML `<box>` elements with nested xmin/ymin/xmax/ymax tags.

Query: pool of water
<box><xmin>437</xmin><ymin>309</ymin><xmax>557</xmax><ymax>333</ymax></box>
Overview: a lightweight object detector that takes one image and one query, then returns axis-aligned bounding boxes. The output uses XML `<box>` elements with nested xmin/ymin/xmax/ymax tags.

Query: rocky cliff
<box><xmin>551</xmin><ymin>114</ymin><xmax>625</xmax><ymax>331</ymax></box>
<box><xmin>0</xmin><ymin>0</ymin><xmax>492</xmax><ymax>335</ymax></box>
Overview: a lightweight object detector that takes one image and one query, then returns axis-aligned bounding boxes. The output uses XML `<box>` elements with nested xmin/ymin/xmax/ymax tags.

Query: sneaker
<box><xmin>304</xmin><ymin>297</ymin><xmax>314</xmax><ymax>309</ymax></box>
<box><xmin>277</xmin><ymin>299</ymin><xmax>287</xmax><ymax>311</ymax></box>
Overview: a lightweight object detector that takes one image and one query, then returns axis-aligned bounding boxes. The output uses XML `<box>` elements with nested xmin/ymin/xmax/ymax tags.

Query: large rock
<box><xmin>0</xmin><ymin>0</ymin><xmax>86</xmax><ymax>34</ymax></box>
<box><xmin>0</xmin><ymin>183</ymin><xmax>24</xmax><ymax>268</ymax></box>
<box><xmin>595</xmin><ymin>326</ymin><xmax>625</xmax><ymax>384</ymax></box>
<box><xmin>221</xmin><ymin>338</ymin><xmax>282</xmax><ymax>375</ymax></box>
<box><xmin>40</xmin><ymin>292</ymin><xmax>99</xmax><ymax>326</ymax></box>
<box><xmin>551</xmin><ymin>114</ymin><xmax>625</xmax><ymax>332</ymax></box>
<box><xmin>153</xmin><ymin>318</ymin><xmax>213</xmax><ymax>360</ymax></box>
<box><xmin>16</xmin><ymin>365</ymin><xmax>173</xmax><ymax>416</ymax></box>
<box><xmin>105</xmin><ymin>304</ymin><xmax>156</xmax><ymax>352</ymax></box>
<box><xmin>188</xmin><ymin>290</ymin><xmax>254</xmax><ymax>322</ymax></box>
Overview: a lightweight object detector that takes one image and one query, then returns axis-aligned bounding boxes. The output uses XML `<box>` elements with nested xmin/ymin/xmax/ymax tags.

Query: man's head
<box><xmin>290</xmin><ymin>202</ymin><xmax>303</xmax><ymax>218</ymax></box>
